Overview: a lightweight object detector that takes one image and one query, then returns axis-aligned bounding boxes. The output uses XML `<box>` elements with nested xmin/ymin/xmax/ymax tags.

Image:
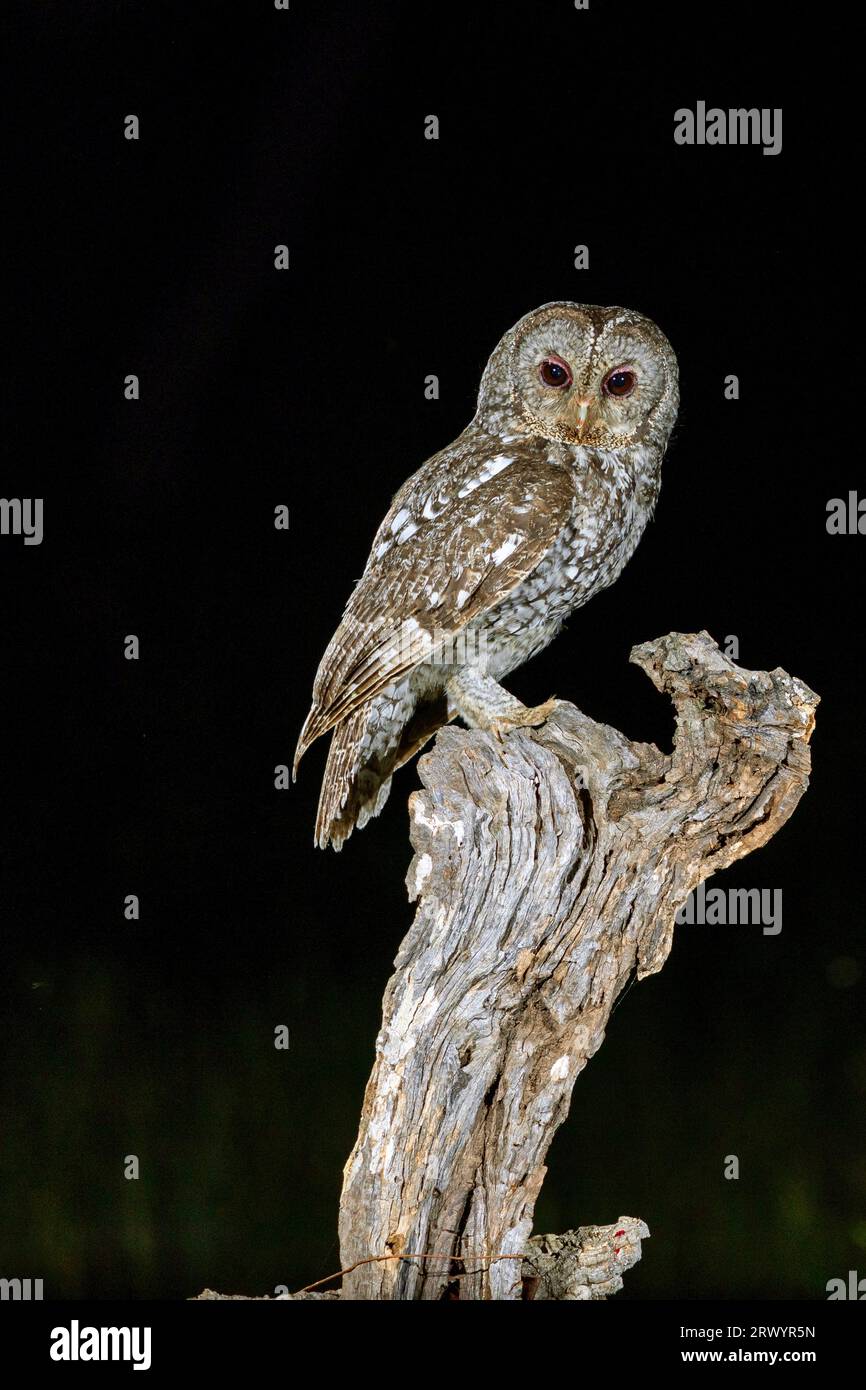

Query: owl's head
<box><xmin>478</xmin><ymin>301</ymin><xmax>678</xmax><ymax>450</ymax></box>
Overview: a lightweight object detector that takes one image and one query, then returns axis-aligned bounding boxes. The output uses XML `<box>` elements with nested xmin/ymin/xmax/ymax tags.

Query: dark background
<box><xmin>2</xmin><ymin>1</ymin><xmax>860</xmax><ymax>1300</ymax></box>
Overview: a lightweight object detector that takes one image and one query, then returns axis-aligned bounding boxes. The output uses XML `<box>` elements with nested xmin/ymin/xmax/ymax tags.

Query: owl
<box><xmin>294</xmin><ymin>301</ymin><xmax>679</xmax><ymax>849</ymax></box>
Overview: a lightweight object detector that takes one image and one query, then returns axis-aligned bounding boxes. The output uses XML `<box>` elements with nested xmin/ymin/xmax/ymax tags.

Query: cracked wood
<box><xmin>337</xmin><ymin>631</ymin><xmax>818</xmax><ymax>1299</ymax></box>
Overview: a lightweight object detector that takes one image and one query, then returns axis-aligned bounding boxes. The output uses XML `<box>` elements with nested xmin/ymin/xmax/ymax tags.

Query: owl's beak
<box><xmin>572</xmin><ymin>397</ymin><xmax>592</xmax><ymax>438</ymax></box>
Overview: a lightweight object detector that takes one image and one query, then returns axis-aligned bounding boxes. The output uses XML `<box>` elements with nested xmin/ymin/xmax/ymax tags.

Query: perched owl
<box><xmin>295</xmin><ymin>301</ymin><xmax>679</xmax><ymax>849</ymax></box>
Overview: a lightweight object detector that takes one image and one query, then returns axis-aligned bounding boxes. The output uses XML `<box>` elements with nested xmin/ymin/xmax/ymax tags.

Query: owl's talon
<box><xmin>491</xmin><ymin>696</ymin><xmax>559</xmax><ymax>735</ymax></box>
<box><xmin>522</xmin><ymin>695</ymin><xmax>560</xmax><ymax>727</ymax></box>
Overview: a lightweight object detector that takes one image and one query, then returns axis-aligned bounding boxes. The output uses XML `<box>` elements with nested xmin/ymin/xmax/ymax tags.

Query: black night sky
<box><xmin>1</xmin><ymin>1</ymin><xmax>861</xmax><ymax>1303</ymax></box>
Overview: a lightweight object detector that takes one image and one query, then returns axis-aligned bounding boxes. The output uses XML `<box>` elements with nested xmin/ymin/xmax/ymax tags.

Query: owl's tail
<box><xmin>313</xmin><ymin>694</ymin><xmax>450</xmax><ymax>851</ymax></box>
<box><xmin>315</xmin><ymin>708</ymin><xmax>391</xmax><ymax>851</ymax></box>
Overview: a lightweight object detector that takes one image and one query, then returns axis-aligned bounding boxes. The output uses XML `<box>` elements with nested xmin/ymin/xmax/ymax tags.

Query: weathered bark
<box><xmin>523</xmin><ymin>1216</ymin><xmax>649</xmax><ymax>1300</ymax></box>
<box><xmin>192</xmin><ymin>1215</ymin><xmax>647</xmax><ymax>1301</ymax></box>
<box><xmin>337</xmin><ymin>631</ymin><xmax>818</xmax><ymax>1300</ymax></box>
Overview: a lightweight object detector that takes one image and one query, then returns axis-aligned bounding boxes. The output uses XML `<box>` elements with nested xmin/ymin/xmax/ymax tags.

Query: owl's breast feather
<box><xmin>472</xmin><ymin>439</ymin><xmax>663</xmax><ymax>674</ymax></box>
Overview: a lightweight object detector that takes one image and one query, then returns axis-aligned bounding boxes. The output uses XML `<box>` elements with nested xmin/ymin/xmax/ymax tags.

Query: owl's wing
<box><xmin>294</xmin><ymin>453</ymin><xmax>575</xmax><ymax>770</ymax></box>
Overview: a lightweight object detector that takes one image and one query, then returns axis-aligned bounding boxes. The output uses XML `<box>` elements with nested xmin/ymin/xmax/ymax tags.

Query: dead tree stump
<box><xmin>337</xmin><ymin>632</ymin><xmax>818</xmax><ymax>1300</ymax></box>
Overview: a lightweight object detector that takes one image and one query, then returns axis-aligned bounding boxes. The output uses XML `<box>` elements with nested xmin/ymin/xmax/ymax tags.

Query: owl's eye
<box><xmin>602</xmin><ymin>367</ymin><xmax>636</xmax><ymax>398</ymax></box>
<box><xmin>538</xmin><ymin>356</ymin><xmax>573</xmax><ymax>389</ymax></box>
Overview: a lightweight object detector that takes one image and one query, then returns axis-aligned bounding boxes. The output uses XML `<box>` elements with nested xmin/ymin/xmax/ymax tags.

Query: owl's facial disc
<box><xmin>510</xmin><ymin>304</ymin><xmax>672</xmax><ymax>449</ymax></box>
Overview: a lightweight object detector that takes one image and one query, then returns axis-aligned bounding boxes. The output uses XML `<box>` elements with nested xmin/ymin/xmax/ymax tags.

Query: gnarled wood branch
<box><xmin>337</xmin><ymin>631</ymin><xmax>818</xmax><ymax>1300</ymax></box>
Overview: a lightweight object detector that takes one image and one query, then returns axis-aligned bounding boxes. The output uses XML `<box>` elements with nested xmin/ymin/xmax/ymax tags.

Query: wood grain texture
<box><xmin>338</xmin><ymin>631</ymin><xmax>818</xmax><ymax>1300</ymax></box>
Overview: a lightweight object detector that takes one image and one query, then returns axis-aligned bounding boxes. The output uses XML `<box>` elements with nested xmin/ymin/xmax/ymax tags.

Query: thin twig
<box><xmin>296</xmin><ymin>1250</ymin><xmax>523</xmax><ymax>1295</ymax></box>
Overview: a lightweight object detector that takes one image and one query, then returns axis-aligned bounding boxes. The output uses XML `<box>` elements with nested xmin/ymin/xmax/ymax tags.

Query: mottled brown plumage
<box><xmin>295</xmin><ymin>302</ymin><xmax>679</xmax><ymax>848</ymax></box>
